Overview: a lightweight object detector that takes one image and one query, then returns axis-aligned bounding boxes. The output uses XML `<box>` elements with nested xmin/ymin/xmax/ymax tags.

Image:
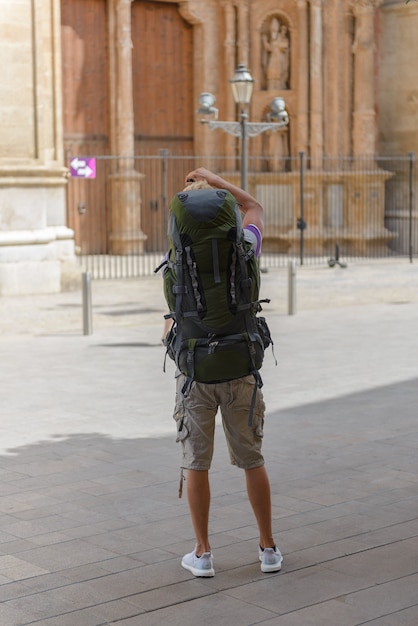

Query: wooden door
<box><xmin>131</xmin><ymin>1</ymin><xmax>194</xmax><ymax>251</ymax></box>
<box><xmin>131</xmin><ymin>1</ymin><xmax>194</xmax><ymax>155</ymax></box>
<box><xmin>61</xmin><ymin>0</ymin><xmax>110</xmax><ymax>254</ymax></box>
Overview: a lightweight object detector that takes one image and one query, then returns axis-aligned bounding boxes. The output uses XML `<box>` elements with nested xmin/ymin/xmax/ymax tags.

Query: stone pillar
<box><xmin>179</xmin><ymin>1</ymin><xmax>218</xmax><ymax>158</ymax></box>
<box><xmin>109</xmin><ymin>0</ymin><xmax>146</xmax><ymax>254</ymax></box>
<box><xmin>0</xmin><ymin>0</ymin><xmax>74</xmax><ymax>295</ymax></box>
<box><xmin>326</xmin><ymin>0</ymin><xmax>341</xmax><ymax>157</ymax></box>
<box><xmin>351</xmin><ymin>0</ymin><xmax>382</xmax><ymax>157</ymax></box>
<box><xmin>222</xmin><ymin>1</ymin><xmax>236</xmax><ymax>161</ymax></box>
<box><xmin>309</xmin><ymin>0</ymin><xmax>324</xmax><ymax>166</ymax></box>
<box><xmin>297</xmin><ymin>0</ymin><xmax>309</xmax><ymax>156</ymax></box>
<box><xmin>347</xmin><ymin>1</ymin><xmax>390</xmax><ymax>255</ymax></box>
<box><xmin>237</xmin><ymin>2</ymin><xmax>250</xmax><ymax>68</ymax></box>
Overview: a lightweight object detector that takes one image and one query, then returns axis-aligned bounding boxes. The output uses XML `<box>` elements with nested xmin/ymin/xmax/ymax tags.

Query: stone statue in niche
<box><xmin>261</xmin><ymin>17</ymin><xmax>290</xmax><ymax>90</ymax></box>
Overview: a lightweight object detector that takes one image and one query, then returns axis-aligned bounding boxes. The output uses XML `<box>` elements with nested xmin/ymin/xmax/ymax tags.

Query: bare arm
<box><xmin>184</xmin><ymin>167</ymin><xmax>264</xmax><ymax>235</ymax></box>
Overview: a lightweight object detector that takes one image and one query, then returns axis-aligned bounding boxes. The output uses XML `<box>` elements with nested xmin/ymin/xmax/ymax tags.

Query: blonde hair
<box><xmin>183</xmin><ymin>180</ymin><xmax>213</xmax><ymax>191</ymax></box>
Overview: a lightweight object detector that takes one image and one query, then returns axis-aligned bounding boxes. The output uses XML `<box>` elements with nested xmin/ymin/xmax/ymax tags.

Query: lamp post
<box><xmin>198</xmin><ymin>64</ymin><xmax>289</xmax><ymax>190</ymax></box>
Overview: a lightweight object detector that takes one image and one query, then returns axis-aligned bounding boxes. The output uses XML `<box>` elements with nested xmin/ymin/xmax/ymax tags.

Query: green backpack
<box><xmin>157</xmin><ymin>187</ymin><xmax>274</xmax><ymax>418</ymax></box>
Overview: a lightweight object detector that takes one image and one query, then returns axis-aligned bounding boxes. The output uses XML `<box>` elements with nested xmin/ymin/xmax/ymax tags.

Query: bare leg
<box><xmin>186</xmin><ymin>469</ymin><xmax>211</xmax><ymax>554</ymax></box>
<box><xmin>245</xmin><ymin>465</ymin><xmax>275</xmax><ymax>548</ymax></box>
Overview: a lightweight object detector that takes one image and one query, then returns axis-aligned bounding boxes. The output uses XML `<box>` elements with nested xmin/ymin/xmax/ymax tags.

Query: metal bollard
<box><xmin>288</xmin><ymin>260</ymin><xmax>296</xmax><ymax>315</ymax></box>
<box><xmin>82</xmin><ymin>271</ymin><xmax>93</xmax><ymax>335</ymax></box>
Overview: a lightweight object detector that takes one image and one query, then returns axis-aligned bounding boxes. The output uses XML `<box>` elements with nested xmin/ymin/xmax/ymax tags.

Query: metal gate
<box><xmin>66</xmin><ymin>152</ymin><xmax>418</xmax><ymax>279</ymax></box>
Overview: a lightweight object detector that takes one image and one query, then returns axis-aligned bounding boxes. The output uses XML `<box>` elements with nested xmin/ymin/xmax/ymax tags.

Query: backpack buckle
<box><xmin>208</xmin><ymin>340</ymin><xmax>218</xmax><ymax>354</ymax></box>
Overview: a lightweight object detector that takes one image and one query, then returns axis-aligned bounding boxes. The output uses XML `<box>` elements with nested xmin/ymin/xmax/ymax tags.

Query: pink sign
<box><xmin>70</xmin><ymin>157</ymin><xmax>96</xmax><ymax>179</ymax></box>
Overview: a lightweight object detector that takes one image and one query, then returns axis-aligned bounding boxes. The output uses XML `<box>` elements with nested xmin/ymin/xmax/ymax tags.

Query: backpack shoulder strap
<box><xmin>233</xmin><ymin>203</ymin><xmax>243</xmax><ymax>243</ymax></box>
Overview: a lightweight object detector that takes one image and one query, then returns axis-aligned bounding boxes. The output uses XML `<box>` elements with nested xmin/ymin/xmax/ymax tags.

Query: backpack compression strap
<box><xmin>169</xmin><ymin>212</ymin><xmax>204</xmax><ymax>318</ymax></box>
<box><xmin>168</xmin><ymin>213</ymin><xmax>202</xmax><ymax>395</ymax></box>
<box><xmin>185</xmin><ymin>246</ymin><xmax>204</xmax><ymax>314</ymax></box>
<box><xmin>168</xmin><ymin>213</ymin><xmax>187</xmax><ymax>360</ymax></box>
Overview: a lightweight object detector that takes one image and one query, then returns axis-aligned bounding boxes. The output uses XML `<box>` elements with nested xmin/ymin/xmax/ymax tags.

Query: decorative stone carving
<box><xmin>263</xmin><ymin>128</ymin><xmax>289</xmax><ymax>172</ymax></box>
<box><xmin>352</xmin><ymin>16</ymin><xmax>374</xmax><ymax>52</ymax></box>
<box><xmin>406</xmin><ymin>91</ymin><xmax>418</xmax><ymax>115</ymax></box>
<box><xmin>349</xmin><ymin>0</ymin><xmax>382</xmax><ymax>13</ymax></box>
<box><xmin>178</xmin><ymin>0</ymin><xmax>205</xmax><ymax>25</ymax></box>
<box><xmin>261</xmin><ymin>16</ymin><xmax>290</xmax><ymax>90</ymax></box>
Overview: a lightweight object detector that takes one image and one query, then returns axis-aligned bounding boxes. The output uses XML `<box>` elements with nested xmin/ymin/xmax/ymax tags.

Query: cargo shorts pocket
<box><xmin>173</xmin><ymin>394</ymin><xmax>189</xmax><ymax>443</ymax></box>
<box><xmin>253</xmin><ymin>391</ymin><xmax>266</xmax><ymax>439</ymax></box>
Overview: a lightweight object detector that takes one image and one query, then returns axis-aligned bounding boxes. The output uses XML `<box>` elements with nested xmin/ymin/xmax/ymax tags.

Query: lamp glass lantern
<box><xmin>229</xmin><ymin>63</ymin><xmax>255</xmax><ymax>106</ymax></box>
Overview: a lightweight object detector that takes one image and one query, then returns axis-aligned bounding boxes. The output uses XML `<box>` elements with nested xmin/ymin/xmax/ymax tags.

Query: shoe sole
<box><xmin>181</xmin><ymin>560</ymin><xmax>215</xmax><ymax>577</ymax></box>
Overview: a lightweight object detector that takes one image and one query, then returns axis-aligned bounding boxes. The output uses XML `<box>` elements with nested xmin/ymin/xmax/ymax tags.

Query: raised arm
<box><xmin>184</xmin><ymin>167</ymin><xmax>264</xmax><ymax>236</ymax></box>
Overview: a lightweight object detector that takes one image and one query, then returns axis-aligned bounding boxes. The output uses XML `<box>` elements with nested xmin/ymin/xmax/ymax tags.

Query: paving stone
<box><xmin>322</xmin><ymin>538</ymin><xmax>418</xmax><ymax>586</ymax></box>
<box><xmin>114</xmin><ymin>592</ymin><xmax>278</xmax><ymax>625</ymax></box>
<box><xmin>90</xmin><ymin>599</ymin><xmax>146</xmax><ymax>623</ymax></box>
<box><xmin>14</xmin><ymin>540</ymin><xmax>120</xmax><ymax>571</ymax></box>
<box><xmin>363</xmin><ymin>605</ymin><xmax>418</xmax><ymax>626</ymax></box>
<box><xmin>35</xmin><ymin>610</ymin><xmax>106</xmax><ymax>626</ymax></box>
<box><xmin>257</xmin><ymin>598</ymin><xmax>371</xmax><ymax>625</ymax></box>
<box><xmin>5</xmin><ymin>589</ymin><xmax>79</xmax><ymax>621</ymax></box>
<box><xmin>340</xmin><ymin>572</ymin><xmax>418</xmax><ymax>621</ymax></box>
<box><xmin>76</xmin><ymin>569</ymin><xmax>148</xmax><ymax>601</ymax></box>
<box><xmin>0</xmin><ymin>603</ymin><xmax>33</xmax><ymax>626</ymax></box>
<box><xmin>226</xmin><ymin>565</ymin><xmax>367</xmax><ymax>615</ymax></box>
<box><xmin>0</xmin><ymin>554</ymin><xmax>49</xmax><ymax>580</ymax></box>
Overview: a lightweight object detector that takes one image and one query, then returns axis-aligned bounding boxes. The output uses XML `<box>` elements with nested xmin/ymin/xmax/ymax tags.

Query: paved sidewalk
<box><xmin>0</xmin><ymin>259</ymin><xmax>418</xmax><ymax>625</ymax></box>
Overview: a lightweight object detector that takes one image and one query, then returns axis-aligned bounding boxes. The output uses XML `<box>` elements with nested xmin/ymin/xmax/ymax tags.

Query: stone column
<box><xmin>309</xmin><ymin>0</ymin><xmax>324</xmax><ymax>167</ymax></box>
<box><xmin>326</xmin><ymin>0</ymin><xmax>341</xmax><ymax>157</ymax></box>
<box><xmin>348</xmin><ymin>0</ymin><xmax>390</xmax><ymax>255</ymax></box>
<box><xmin>222</xmin><ymin>1</ymin><xmax>236</xmax><ymax>161</ymax></box>
<box><xmin>109</xmin><ymin>0</ymin><xmax>146</xmax><ymax>255</ymax></box>
<box><xmin>297</xmin><ymin>0</ymin><xmax>309</xmax><ymax>156</ymax></box>
<box><xmin>0</xmin><ymin>0</ymin><xmax>74</xmax><ymax>295</ymax></box>
<box><xmin>237</xmin><ymin>2</ymin><xmax>250</xmax><ymax>69</ymax></box>
<box><xmin>179</xmin><ymin>1</ymin><xmax>218</xmax><ymax>158</ymax></box>
<box><xmin>350</xmin><ymin>0</ymin><xmax>382</xmax><ymax>157</ymax></box>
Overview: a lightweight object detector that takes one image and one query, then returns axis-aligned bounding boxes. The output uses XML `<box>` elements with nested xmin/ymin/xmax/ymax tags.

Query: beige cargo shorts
<box><xmin>173</xmin><ymin>374</ymin><xmax>266</xmax><ymax>470</ymax></box>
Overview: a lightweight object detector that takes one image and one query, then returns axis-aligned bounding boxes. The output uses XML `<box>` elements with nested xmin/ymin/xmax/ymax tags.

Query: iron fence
<box><xmin>66</xmin><ymin>152</ymin><xmax>417</xmax><ymax>279</ymax></box>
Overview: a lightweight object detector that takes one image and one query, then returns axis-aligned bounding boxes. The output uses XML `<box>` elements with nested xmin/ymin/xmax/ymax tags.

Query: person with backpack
<box><xmin>161</xmin><ymin>167</ymin><xmax>283</xmax><ymax>577</ymax></box>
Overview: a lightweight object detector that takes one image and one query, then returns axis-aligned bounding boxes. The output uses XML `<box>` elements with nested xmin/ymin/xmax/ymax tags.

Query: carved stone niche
<box><xmin>260</xmin><ymin>14</ymin><xmax>291</xmax><ymax>91</ymax></box>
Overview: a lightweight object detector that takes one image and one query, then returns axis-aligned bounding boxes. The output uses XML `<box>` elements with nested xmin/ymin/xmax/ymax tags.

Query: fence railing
<box><xmin>65</xmin><ymin>152</ymin><xmax>417</xmax><ymax>279</ymax></box>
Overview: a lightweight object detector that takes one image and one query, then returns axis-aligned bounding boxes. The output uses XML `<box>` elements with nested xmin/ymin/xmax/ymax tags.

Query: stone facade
<box><xmin>0</xmin><ymin>0</ymin><xmax>417</xmax><ymax>293</ymax></box>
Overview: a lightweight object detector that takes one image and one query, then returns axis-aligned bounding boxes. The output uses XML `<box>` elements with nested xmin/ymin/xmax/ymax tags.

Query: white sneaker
<box><xmin>181</xmin><ymin>549</ymin><xmax>215</xmax><ymax>577</ymax></box>
<box><xmin>259</xmin><ymin>546</ymin><xmax>283</xmax><ymax>573</ymax></box>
